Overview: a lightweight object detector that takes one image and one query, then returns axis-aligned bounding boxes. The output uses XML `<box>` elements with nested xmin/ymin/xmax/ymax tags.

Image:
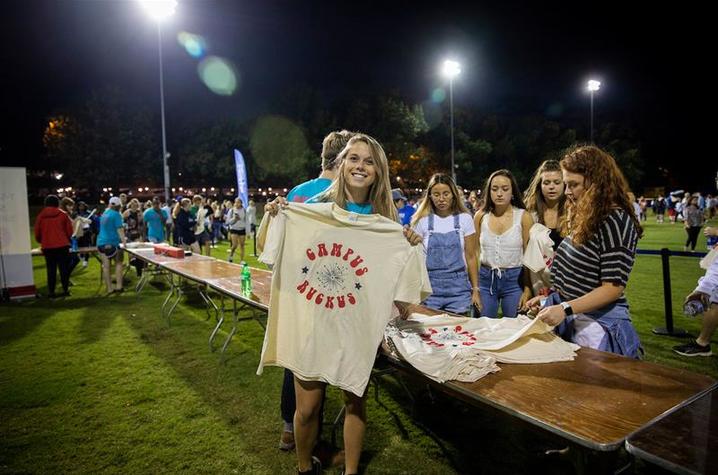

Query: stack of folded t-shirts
<box><xmin>384</xmin><ymin>312</ymin><xmax>580</xmax><ymax>384</ymax></box>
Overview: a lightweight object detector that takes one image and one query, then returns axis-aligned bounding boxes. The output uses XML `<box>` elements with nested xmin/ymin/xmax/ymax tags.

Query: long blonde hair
<box><xmin>315</xmin><ymin>134</ymin><xmax>398</xmax><ymax>221</ymax></box>
<box><xmin>411</xmin><ymin>173</ymin><xmax>469</xmax><ymax>226</ymax></box>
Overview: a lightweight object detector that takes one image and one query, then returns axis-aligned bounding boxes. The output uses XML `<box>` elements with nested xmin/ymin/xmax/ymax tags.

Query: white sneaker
<box><xmin>228</xmin><ymin>257</ymin><xmax>233</xmax><ymax>263</ymax></box>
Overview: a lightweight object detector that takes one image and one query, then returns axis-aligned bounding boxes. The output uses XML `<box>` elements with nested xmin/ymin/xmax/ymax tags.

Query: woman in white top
<box><xmin>474</xmin><ymin>169</ymin><xmax>533</xmax><ymax>318</ymax></box>
<box><xmin>411</xmin><ymin>173</ymin><xmax>479</xmax><ymax>315</ymax></box>
<box><xmin>193</xmin><ymin>195</ymin><xmax>211</xmax><ymax>256</ymax></box>
<box><xmin>226</xmin><ymin>197</ymin><xmax>248</xmax><ymax>263</ymax></box>
<box><xmin>247</xmin><ymin>199</ymin><xmax>257</xmax><ymax>237</ymax></box>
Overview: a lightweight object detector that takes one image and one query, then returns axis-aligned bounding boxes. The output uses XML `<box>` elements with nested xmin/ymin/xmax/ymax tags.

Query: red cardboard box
<box><xmin>153</xmin><ymin>244</ymin><xmax>183</xmax><ymax>258</ymax></box>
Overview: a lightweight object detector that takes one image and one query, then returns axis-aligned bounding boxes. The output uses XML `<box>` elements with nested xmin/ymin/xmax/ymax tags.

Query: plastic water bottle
<box><xmin>684</xmin><ymin>300</ymin><xmax>704</xmax><ymax>317</ymax></box>
<box><xmin>71</xmin><ymin>236</ymin><xmax>78</xmax><ymax>252</ymax></box>
<box><xmin>241</xmin><ymin>263</ymin><xmax>252</xmax><ymax>296</ymax></box>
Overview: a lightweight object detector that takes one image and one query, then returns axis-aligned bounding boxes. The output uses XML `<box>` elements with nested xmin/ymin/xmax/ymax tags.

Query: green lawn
<box><xmin>1</xmin><ymin>216</ymin><xmax>716</xmax><ymax>474</ymax></box>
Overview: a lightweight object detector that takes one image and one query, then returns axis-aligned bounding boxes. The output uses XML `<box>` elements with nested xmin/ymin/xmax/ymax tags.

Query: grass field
<box><xmin>1</xmin><ymin>215</ymin><xmax>716</xmax><ymax>474</ymax></box>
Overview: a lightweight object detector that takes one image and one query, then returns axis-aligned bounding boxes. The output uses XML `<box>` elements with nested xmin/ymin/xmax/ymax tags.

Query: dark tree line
<box><xmin>42</xmin><ymin>84</ymin><xmax>645</xmax><ymax>193</ymax></box>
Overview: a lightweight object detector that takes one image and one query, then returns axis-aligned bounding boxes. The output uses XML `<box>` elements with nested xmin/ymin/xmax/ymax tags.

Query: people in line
<box><xmin>226</xmin><ymin>198</ymin><xmax>249</xmax><ymax>263</ymax></box>
<box><xmin>684</xmin><ymin>195</ymin><xmax>704</xmax><ymax>252</ymax></box>
<box><xmin>525</xmin><ymin>145</ymin><xmax>644</xmax><ymax>358</ymax></box>
<box><xmin>523</xmin><ymin>160</ymin><xmax>567</xmax><ymax>295</ymax></box>
<box><xmin>474</xmin><ymin>169</ymin><xmax>533</xmax><ymax>318</ymax></box>
<box><xmin>393</xmin><ymin>188</ymin><xmax>415</xmax><ymax>226</ymax></box>
<box><xmin>59</xmin><ymin>197</ymin><xmax>81</xmax><ymax>276</ymax></box>
<box><xmin>653</xmin><ymin>195</ymin><xmax>666</xmax><ymax>223</ymax></box>
<box><xmin>247</xmin><ymin>199</ymin><xmax>257</xmax><ymax>239</ymax></box>
<box><xmin>123</xmin><ymin>198</ymin><xmax>146</xmax><ymax>276</ymax></box>
<box><xmin>174</xmin><ymin>198</ymin><xmax>199</xmax><ymax>253</ymax></box>
<box><xmin>162</xmin><ymin>198</ymin><xmax>175</xmax><ymax>245</ymax></box>
<box><xmin>97</xmin><ymin>196</ymin><xmax>127</xmax><ymax>294</ymax></box>
<box><xmin>143</xmin><ymin>196</ymin><xmax>168</xmax><ymax>244</ymax></box>
<box><xmin>411</xmin><ymin>173</ymin><xmax>479</xmax><ymax>315</ymax></box>
<box><xmin>211</xmin><ymin>200</ymin><xmax>223</xmax><ymax>248</ymax></box>
<box><xmin>75</xmin><ymin>201</ymin><xmax>93</xmax><ymax>267</ymax></box>
<box><xmin>524</xmin><ymin>160</ymin><xmax>566</xmax><ymax>250</ymax></box>
<box><xmin>34</xmin><ymin>194</ymin><xmax>73</xmax><ymax>298</ymax></box>
<box><xmin>192</xmin><ymin>195</ymin><xmax>212</xmax><ymax>256</ymax></box>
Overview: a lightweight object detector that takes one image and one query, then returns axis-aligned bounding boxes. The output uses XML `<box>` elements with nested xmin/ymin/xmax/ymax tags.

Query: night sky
<box><xmin>0</xmin><ymin>0</ymin><xmax>710</xmax><ymax>191</ymax></box>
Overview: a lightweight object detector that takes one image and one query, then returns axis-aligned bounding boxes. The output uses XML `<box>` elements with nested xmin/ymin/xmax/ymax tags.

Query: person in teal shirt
<box><xmin>143</xmin><ymin>196</ymin><xmax>168</xmax><ymax>243</ymax></box>
<box><xmin>97</xmin><ymin>196</ymin><xmax>126</xmax><ymax>293</ymax></box>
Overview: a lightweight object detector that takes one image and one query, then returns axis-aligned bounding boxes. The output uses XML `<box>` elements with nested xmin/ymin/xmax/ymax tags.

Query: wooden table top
<box><xmin>206</xmin><ymin>268</ymin><xmax>272</xmax><ymax>309</ymax></box>
<box><xmin>626</xmin><ymin>385</ymin><xmax>718</xmax><ymax>475</ymax></box>
<box><xmin>125</xmin><ymin>248</ymin><xmax>213</xmax><ymax>266</ymax></box>
<box><xmin>391</xmin><ymin>302</ymin><xmax>716</xmax><ymax>451</ymax></box>
<box><xmin>160</xmin><ymin>259</ymin><xmax>244</xmax><ymax>282</ymax></box>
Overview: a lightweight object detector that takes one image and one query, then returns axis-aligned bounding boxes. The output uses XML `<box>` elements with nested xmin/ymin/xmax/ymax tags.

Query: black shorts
<box><xmin>230</xmin><ymin>229</ymin><xmax>246</xmax><ymax>236</ymax></box>
<box><xmin>196</xmin><ymin>230</ymin><xmax>211</xmax><ymax>245</ymax></box>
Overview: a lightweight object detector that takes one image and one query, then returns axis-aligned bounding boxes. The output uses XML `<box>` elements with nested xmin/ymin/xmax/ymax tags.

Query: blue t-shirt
<box><xmin>143</xmin><ymin>207</ymin><xmax>168</xmax><ymax>242</ymax></box>
<box><xmin>305</xmin><ymin>196</ymin><xmax>373</xmax><ymax>215</ymax></box>
<box><xmin>398</xmin><ymin>204</ymin><xmax>415</xmax><ymax>226</ymax></box>
<box><xmin>97</xmin><ymin>209</ymin><xmax>124</xmax><ymax>246</ymax></box>
<box><xmin>287</xmin><ymin>178</ymin><xmax>332</xmax><ymax>203</ymax></box>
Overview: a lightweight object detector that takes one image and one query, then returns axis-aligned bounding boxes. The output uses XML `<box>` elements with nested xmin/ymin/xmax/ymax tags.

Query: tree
<box><xmin>177</xmin><ymin>119</ymin><xmax>249</xmax><ymax>187</ymax></box>
<box><xmin>42</xmin><ymin>87</ymin><xmax>158</xmax><ymax>190</ymax></box>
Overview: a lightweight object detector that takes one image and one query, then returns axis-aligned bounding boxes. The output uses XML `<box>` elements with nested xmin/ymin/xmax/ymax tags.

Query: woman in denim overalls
<box><xmin>411</xmin><ymin>173</ymin><xmax>480</xmax><ymax>315</ymax></box>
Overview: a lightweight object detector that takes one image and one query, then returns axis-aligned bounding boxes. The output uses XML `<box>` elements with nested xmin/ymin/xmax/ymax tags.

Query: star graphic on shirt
<box><xmin>301</xmin><ymin>266</ymin><xmax>309</xmax><ymax>274</ymax></box>
<box><xmin>355</xmin><ymin>282</ymin><xmax>362</xmax><ymax>290</ymax></box>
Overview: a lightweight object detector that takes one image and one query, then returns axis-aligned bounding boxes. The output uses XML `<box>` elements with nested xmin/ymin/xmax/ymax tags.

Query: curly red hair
<box><xmin>560</xmin><ymin>145</ymin><xmax>643</xmax><ymax>246</ymax></box>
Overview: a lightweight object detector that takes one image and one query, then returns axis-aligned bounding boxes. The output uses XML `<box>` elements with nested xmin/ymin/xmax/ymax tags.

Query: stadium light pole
<box><xmin>441</xmin><ymin>60</ymin><xmax>461</xmax><ymax>183</ymax></box>
<box><xmin>586</xmin><ymin>79</ymin><xmax>601</xmax><ymax>143</ymax></box>
<box><xmin>139</xmin><ymin>0</ymin><xmax>177</xmax><ymax>202</ymax></box>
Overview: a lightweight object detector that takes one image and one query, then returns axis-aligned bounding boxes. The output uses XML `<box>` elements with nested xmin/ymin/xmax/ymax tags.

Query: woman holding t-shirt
<box><xmin>411</xmin><ymin>173</ymin><xmax>479</xmax><ymax>315</ymax></box>
<box><xmin>525</xmin><ymin>145</ymin><xmax>643</xmax><ymax>358</ymax></box>
<box><xmin>266</xmin><ymin>133</ymin><xmax>421</xmax><ymax>475</ymax></box>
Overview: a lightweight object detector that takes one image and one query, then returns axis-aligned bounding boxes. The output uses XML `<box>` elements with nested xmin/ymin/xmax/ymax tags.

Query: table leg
<box><xmin>219</xmin><ymin>299</ymin><xmax>241</xmax><ymax>363</ymax></box>
<box><xmin>209</xmin><ymin>295</ymin><xmax>226</xmax><ymax>352</ymax></box>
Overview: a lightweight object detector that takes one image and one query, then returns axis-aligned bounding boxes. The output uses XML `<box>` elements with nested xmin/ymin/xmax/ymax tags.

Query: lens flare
<box><xmin>177</xmin><ymin>31</ymin><xmax>207</xmax><ymax>58</ymax></box>
<box><xmin>431</xmin><ymin>88</ymin><xmax>446</xmax><ymax>103</ymax></box>
<box><xmin>422</xmin><ymin>100</ymin><xmax>443</xmax><ymax>128</ymax></box>
<box><xmin>198</xmin><ymin>56</ymin><xmax>239</xmax><ymax>95</ymax></box>
<box><xmin>250</xmin><ymin>116</ymin><xmax>310</xmax><ymax>176</ymax></box>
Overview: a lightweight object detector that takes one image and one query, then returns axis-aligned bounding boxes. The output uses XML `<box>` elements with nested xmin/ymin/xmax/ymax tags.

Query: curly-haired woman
<box><xmin>525</xmin><ymin>145</ymin><xmax>643</xmax><ymax>358</ymax></box>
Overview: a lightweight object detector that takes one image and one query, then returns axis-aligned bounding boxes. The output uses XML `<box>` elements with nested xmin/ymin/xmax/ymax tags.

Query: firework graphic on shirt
<box><xmin>315</xmin><ymin>262</ymin><xmax>348</xmax><ymax>292</ymax></box>
<box><xmin>420</xmin><ymin>326</ymin><xmax>477</xmax><ymax>348</ymax></box>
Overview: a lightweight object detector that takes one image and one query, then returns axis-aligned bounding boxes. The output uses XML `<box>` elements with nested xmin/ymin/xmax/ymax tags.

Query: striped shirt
<box><xmin>552</xmin><ymin>209</ymin><xmax>638</xmax><ymax>304</ymax></box>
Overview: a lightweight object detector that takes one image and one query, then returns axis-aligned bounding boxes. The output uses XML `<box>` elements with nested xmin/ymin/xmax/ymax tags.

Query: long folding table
<box><xmin>127</xmin><ymin>257</ymin><xmax>716</xmax><ymax>470</ymax></box>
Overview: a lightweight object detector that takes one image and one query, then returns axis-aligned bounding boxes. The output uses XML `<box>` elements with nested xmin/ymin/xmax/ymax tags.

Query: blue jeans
<box><xmin>479</xmin><ymin>266</ymin><xmax>522</xmax><ymax>318</ymax></box>
<box><xmin>545</xmin><ymin>292</ymin><xmax>642</xmax><ymax>359</ymax></box>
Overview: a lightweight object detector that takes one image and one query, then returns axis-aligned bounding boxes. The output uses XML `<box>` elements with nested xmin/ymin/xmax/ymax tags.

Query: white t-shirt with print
<box><xmin>385</xmin><ymin>312</ymin><xmax>579</xmax><ymax>384</ymax></box>
<box><xmin>413</xmin><ymin>213</ymin><xmax>475</xmax><ymax>251</ymax></box>
<box><xmin>257</xmin><ymin>203</ymin><xmax>432</xmax><ymax>396</ymax></box>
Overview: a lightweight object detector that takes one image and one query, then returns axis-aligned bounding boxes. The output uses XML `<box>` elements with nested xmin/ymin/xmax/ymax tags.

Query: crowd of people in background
<box><xmin>33</xmin><ymin>190</ymin><xmax>259</xmax><ymax>295</ymax></box>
